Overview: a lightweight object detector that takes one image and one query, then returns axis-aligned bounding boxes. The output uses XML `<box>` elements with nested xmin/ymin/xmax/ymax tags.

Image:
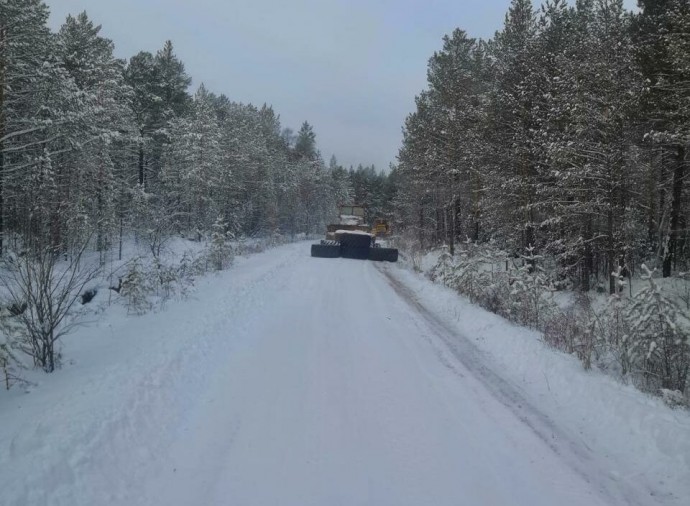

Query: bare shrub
<box><xmin>391</xmin><ymin>235</ymin><xmax>424</xmax><ymax>272</ymax></box>
<box><xmin>151</xmin><ymin>254</ymin><xmax>198</xmax><ymax>304</ymax></box>
<box><xmin>660</xmin><ymin>388</ymin><xmax>689</xmax><ymax>409</ymax></box>
<box><xmin>0</xmin><ymin>243</ymin><xmax>100</xmax><ymax>372</ymax></box>
<box><xmin>428</xmin><ymin>246</ymin><xmax>455</xmax><ymax>286</ymax></box>
<box><xmin>543</xmin><ymin>294</ymin><xmax>598</xmax><ymax>369</ymax></box>
<box><xmin>0</xmin><ymin>340</ymin><xmax>24</xmax><ymax>389</ymax></box>
<box><xmin>152</xmin><ymin>258</ymin><xmax>178</xmax><ymax>301</ymax></box>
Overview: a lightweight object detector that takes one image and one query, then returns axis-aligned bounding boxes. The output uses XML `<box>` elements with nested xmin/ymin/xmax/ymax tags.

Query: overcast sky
<box><xmin>47</xmin><ymin>0</ymin><xmax>638</xmax><ymax>171</ymax></box>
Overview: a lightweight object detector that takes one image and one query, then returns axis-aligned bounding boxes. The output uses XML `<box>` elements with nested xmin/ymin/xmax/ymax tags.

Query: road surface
<box><xmin>142</xmin><ymin>246</ymin><xmax>633</xmax><ymax>506</ymax></box>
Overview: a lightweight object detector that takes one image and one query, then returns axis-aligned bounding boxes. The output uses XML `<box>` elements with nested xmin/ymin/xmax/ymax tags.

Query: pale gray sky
<box><xmin>47</xmin><ymin>0</ymin><xmax>638</xmax><ymax>171</ymax></box>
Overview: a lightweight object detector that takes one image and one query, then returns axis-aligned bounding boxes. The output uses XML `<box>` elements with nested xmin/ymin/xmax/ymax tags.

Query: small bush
<box><xmin>416</xmin><ymin>238</ymin><xmax>690</xmax><ymax>402</ymax></box>
<box><xmin>543</xmin><ymin>294</ymin><xmax>597</xmax><ymax>369</ymax></box>
<box><xmin>428</xmin><ymin>246</ymin><xmax>455</xmax><ymax>286</ymax></box>
<box><xmin>506</xmin><ymin>247</ymin><xmax>557</xmax><ymax>330</ymax></box>
<box><xmin>153</xmin><ymin>257</ymin><xmax>178</xmax><ymax>301</ymax></box>
<box><xmin>0</xmin><ymin>243</ymin><xmax>100</xmax><ymax>372</ymax></box>
<box><xmin>478</xmin><ymin>272</ymin><xmax>511</xmax><ymax>316</ymax></box>
<box><xmin>624</xmin><ymin>265</ymin><xmax>689</xmax><ymax>393</ymax></box>
<box><xmin>208</xmin><ymin>216</ymin><xmax>234</xmax><ymax>270</ymax></box>
<box><xmin>660</xmin><ymin>389</ymin><xmax>689</xmax><ymax>409</ymax></box>
<box><xmin>120</xmin><ymin>259</ymin><xmax>152</xmax><ymax>315</ymax></box>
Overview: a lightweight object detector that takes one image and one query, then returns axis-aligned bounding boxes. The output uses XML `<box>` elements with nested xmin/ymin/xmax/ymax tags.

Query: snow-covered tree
<box><xmin>208</xmin><ymin>215</ymin><xmax>233</xmax><ymax>271</ymax></box>
<box><xmin>625</xmin><ymin>265</ymin><xmax>689</xmax><ymax>392</ymax></box>
<box><xmin>124</xmin><ymin>40</ymin><xmax>191</xmax><ymax>191</ymax></box>
<box><xmin>485</xmin><ymin>0</ymin><xmax>539</xmax><ymax>254</ymax></box>
<box><xmin>161</xmin><ymin>84</ymin><xmax>223</xmax><ymax>238</ymax></box>
<box><xmin>633</xmin><ymin>0</ymin><xmax>690</xmax><ymax>278</ymax></box>
<box><xmin>294</xmin><ymin>121</ymin><xmax>317</xmax><ymax>161</ymax></box>
<box><xmin>0</xmin><ymin>0</ymin><xmax>81</xmax><ymax>253</ymax></box>
<box><xmin>57</xmin><ymin>12</ymin><xmax>135</xmax><ymax>257</ymax></box>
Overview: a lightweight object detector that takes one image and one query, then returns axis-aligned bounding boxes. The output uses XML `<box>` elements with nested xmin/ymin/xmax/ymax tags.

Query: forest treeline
<box><xmin>391</xmin><ymin>0</ymin><xmax>690</xmax><ymax>293</ymax></box>
<box><xmin>0</xmin><ymin>0</ymin><xmax>396</xmax><ymax>261</ymax></box>
<box><xmin>2</xmin><ymin>0</ymin><xmax>689</xmax><ymax>295</ymax></box>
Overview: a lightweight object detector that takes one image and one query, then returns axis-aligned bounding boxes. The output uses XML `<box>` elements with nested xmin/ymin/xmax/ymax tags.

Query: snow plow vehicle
<box><xmin>311</xmin><ymin>205</ymin><xmax>398</xmax><ymax>262</ymax></box>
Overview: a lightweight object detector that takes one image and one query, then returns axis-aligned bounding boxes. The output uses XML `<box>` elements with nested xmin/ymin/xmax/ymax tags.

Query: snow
<box><xmin>419</xmin><ymin>248</ymin><xmax>443</xmax><ymax>272</ymax></box>
<box><xmin>0</xmin><ymin>242</ymin><xmax>688</xmax><ymax>505</ymax></box>
<box><xmin>338</xmin><ymin>215</ymin><xmax>362</xmax><ymax>226</ymax></box>
<box><xmin>335</xmin><ymin>229</ymin><xmax>373</xmax><ymax>236</ymax></box>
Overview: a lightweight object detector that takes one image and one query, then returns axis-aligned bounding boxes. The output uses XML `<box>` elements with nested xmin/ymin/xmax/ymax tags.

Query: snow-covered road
<box><xmin>1</xmin><ymin>242</ymin><xmax>686</xmax><ymax>505</ymax></box>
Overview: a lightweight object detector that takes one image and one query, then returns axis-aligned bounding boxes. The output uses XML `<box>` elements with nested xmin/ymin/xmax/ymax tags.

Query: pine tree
<box><xmin>120</xmin><ymin>258</ymin><xmax>151</xmax><ymax>315</ymax></box>
<box><xmin>124</xmin><ymin>50</ymin><xmax>158</xmax><ymax>188</ymax></box>
<box><xmin>124</xmin><ymin>40</ymin><xmax>191</xmax><ymax>191</ymax></box>
<box><xmin>161</xmin><ymin>84</ymin><xmax>223</xmax><ymax>238</ymax></box>
<box><xmin>56</xmin><ymin>12</ymin><xmax>135</xmax><ymax>257</ymax></box>
<box><xmin>0</xmin><ymin>0</ymin><xmax>80</xmax><ymax>252</ymax></box>
<box><xmin>294</xmin><ymin>121</ymin><xmax>317</xmax><ymax>160</ymax></box>
<box><xmin>486</xmin><ymin>0</ymin><xmax>539</xmax><ymax>254</ymax></box>
<box><xmin>537</xmin><ymin>0</ymin><xmax>641</xmax><ymax>291</ymax></box>
<box><xmin>208</xmin><ymin>215</ymin><xmax>233</xmax><ymax>270</ymax></box>
<box><xmin>426</xmin><ymin>29</ymin><xmax>487</xmax><ymax>252</ymax></box>
<box><xmin>634</xmin><ymin>0</ymin><xmax>690</xmax><ymax>277</ymax></box>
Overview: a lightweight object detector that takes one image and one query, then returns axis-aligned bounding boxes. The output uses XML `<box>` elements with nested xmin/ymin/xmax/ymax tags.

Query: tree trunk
<box><xmin>582</xmin><ymin>215</ymin><xmax>593</xmax><ymax>292</ymax></box>
<box><xmin>0</xmin><ymin>144</ymin><xmax>4</xmax><ymax>257</ymax></box>
<box><xmin>97</xmin><ymin>155</ymin><xmax>105</xmax><ymax>256</ymax></box>
<box><xmin>448</xmin><ymin>203</ymin><xmax>455</xmax><ymax>256</ymax></box>
<box><xmin>138</xmin><ymin>143</ymin><xmax>145</xmax><ymax>189</ymax></box>
<box><xmin>647</xmin><ymin>148</ymin><xmax>658</xmax><ymax>251</ymax></box>
<box><xmin>608</xmin><ymin>206</ymin><xmax>616</xmax><ymax>294</ymax></box>
<box><xmin>0</xmin><ymin>24</ymin><xmax>6</xmax><ymax>255</ymax></box>
<box><xmin>46</xmin><ymin>337</ymin><xmax>55</xmax><ymax>373</ymax></box>
<box><xmin>470</xmin><ymin>170</ymin><xmax>480</xmax><ymax>242</ymax></box>
<box><xmin>418</xmin><ymin>206</ymin><xmax>424</xmax><ymax>250</ymax></box>
<box><xmin>119</xmin><ymin>215</ymin><xmax>123</xmax><ymax>261</ymax></box>
<box><xmin>663</xmin><ymin>145</ymin><xmax>685</xmax><ymax>277</ymax></box>
<box><xmin>455</xmin><ymin>194</ymin><xmax>463</xmax><ymax>242</ymax></box>
<box><xmin>658</xmin><ymin>150</ymin><xmax>667</xmax><ymax>265</ymax></box>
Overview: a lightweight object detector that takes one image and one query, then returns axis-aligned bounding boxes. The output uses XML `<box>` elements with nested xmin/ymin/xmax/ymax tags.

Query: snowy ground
<box><xmin>0</xmin><ymin>242</ymin><xmax>688</xmax><ymax>505</ymax></box>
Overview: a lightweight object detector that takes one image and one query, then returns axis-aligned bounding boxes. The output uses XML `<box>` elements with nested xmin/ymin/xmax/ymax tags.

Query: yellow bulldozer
<box><xmin>372</xmin><ymin>218</ymin><xmax>391</xmax><ymax>236</ymax></box>
<box><xmin>311</xmin><ymin>205</ymin><xmax>398</xmax><ymax>262</ymax></box>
